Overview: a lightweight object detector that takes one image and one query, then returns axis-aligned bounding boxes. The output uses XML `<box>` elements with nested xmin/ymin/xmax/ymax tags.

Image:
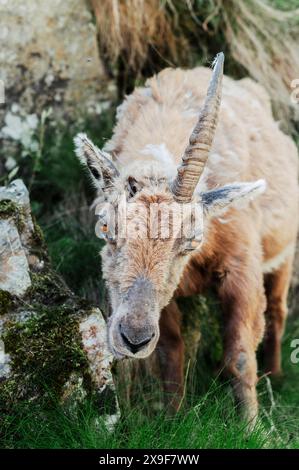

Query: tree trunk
<box><xmin>0</xmin><ymin>179</ymin><xmax>119</xmax><ymax>429</ymax></box>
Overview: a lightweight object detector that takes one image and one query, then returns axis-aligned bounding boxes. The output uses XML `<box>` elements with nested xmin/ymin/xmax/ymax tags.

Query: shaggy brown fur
<box><xmin>75</xmin><ymin>63</ymin><xmax>298</xmax><ymax>428</ymax></box>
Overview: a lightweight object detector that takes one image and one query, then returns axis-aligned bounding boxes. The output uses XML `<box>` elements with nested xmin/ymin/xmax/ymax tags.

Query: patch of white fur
<box><xmin>222</xmin><ymin>179</ymin><xmax>267</xmax><ymax>212</ymax></box>
<box><xmin>221</xmin><ymin>100</ymin><xmax>237</xmax><ymax>120</ymax></box>
<box><xmin>141</xmin><ymin>143</ymin><xmax>173</xmax><ymax>166</ymax></box>
<box><xmin>225</xmin><ymin>150</ymin><xmax>240</xmax><ymax>164</ymax></box>
<box><xmin>251</xmin><ymin>99</ymin><xmax>262</xmax><ymax>110</ymax></box>
<box><xmin>73</xmin><ymin>132</ymin><xmax>90</xmax><ymax>165</ymax></box>
<box><xmin>74</xmin><ymin>133</ymin><xmax>112</xmax><ymax>165</ymax></box>
<box><xmin>217</xmin><ymin>216</ymin><xmax>233</xmax><ymax>224</ymax></box>
<box><xmin>184</xmin><ymin>91</ymin><xmax>193</xmax><ymax>99</ymax></box>
<box><xmin>223</xmin><ymin>83</ymin><xmax>247</xmax><ymax>99</ymax></box>
<box><xmin>139</xmin><ymin>87</ymin><xmax>152</xmax><ymax>97</ymax></box>
<box><xmin>115</xmin><ymin>102</ymin><xmax>126</xmax><ymax>121</ymax></box>
<box><xmin>209</xmin><ymin>152</ymin><xmax>224</xmax><ymax>165</ymax></box>
<box><xmin>263</xmin><ymin>243</ymin><xmax>295</xmax><ymax>274</ymax></box>
<box><xmin>234</xmin><ymin>179</ymin><xmax>266</xmax><ymax>202</ymax></box>
<box><xmin>140</xmin><ymin>143</ymin><xmax>176</xmax><ymax>177</ymax></box>
<box><xmin>183</xmin><ymin>110</ymin><xmax>199</xmax><ymax>118</ymax></box>
<box><xmin>102</xmin><ymin>141</ymin><xmax>114</xmax><ymax>153</ymax></box>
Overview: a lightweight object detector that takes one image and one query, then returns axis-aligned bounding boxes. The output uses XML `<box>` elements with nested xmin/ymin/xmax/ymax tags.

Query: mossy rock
<box><xmin>0</xmin><ymin>291</ymin><xmax>14</xmax><ymax>316</ymax></box>
<box><xmin>0</xmin><ymin>180</ymin><xmax>119</xmax><ymax>436</ymax></box>
<box><xmin>0</xmin><ymin>199</ymin><xmax>26</xmax><ymax>233</ymax></box>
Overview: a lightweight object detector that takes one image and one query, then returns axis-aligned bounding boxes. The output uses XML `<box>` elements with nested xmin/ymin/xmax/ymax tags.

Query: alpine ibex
<box><xmin>75</xmin><ymin>53</ymin><xmax>298</xmax><ymax>427</ymax></box>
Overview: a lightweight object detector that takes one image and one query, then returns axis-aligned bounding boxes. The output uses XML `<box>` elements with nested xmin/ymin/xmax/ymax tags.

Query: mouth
<box><xmin>108</xmin><ymin>339</ymin><xmax>155</xmax><ymax>360</ymax></box>
<box><xmin>109</xmin><ymin>343</ymin><xmax>126</xmax><ymax>360</ymax></box>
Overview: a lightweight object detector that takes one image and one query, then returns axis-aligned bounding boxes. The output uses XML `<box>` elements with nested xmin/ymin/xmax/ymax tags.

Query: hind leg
<box><xmin>263</xmin><ymin>257</ymin><xmax>294</xmax><ymax>376</ymax></box>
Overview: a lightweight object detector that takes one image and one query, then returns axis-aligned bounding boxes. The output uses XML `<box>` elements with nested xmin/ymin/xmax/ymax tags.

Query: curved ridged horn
<box><xmin>171</xmin><ymin>52</ymin><xmax>224</xmax><ymax>203</ymax></box>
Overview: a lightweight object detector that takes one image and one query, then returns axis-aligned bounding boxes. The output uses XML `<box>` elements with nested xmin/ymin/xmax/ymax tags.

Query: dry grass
<box><xmin>217</xmin><ymin>0</ymin><xmax>299</xmax><ymax>123</ymax></box>
<box><xmin>90</xmin><ymin>0</ymin><xmax>299</xmax><ymax>125</ymax></box>
<box><xmin>90</xmin><ymin>0</ymin><xmax>186</xmax><ymax>71</ymax></box>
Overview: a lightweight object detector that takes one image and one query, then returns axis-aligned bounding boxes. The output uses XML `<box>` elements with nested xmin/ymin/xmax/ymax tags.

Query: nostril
<box><xmin>119</xmin><ymin>326</ymin><xmax>154</xmax><ymax>354</ymax></box>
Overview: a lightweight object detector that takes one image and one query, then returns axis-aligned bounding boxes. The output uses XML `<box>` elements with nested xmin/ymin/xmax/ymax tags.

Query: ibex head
<box><xmin>74</xmin><ymin>53</ymin><xmax>265</xmax><ymax>359</ymax></box>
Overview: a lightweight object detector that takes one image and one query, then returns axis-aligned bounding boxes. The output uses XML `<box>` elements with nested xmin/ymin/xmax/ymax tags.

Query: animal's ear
<box><xmin>201</xmin><ymin>179</ymin><xmax>266</xmax><ymax>217</ymax></box>
<box><xmin>74</xmin><ymin>133</ymin><xmax>119</xmax><ymax>191</ymax></box>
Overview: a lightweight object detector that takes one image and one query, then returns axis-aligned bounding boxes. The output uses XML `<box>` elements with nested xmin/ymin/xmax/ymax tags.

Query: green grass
<box><xmin>1</xmin><ymin>314</ymin><xmax>299</xmax><ymax>449</ymax></box>
<box><xmin>271</xmin><ymin>0</ymin><xmax>299</xmax><ymax>10</ymax></box>
<box><xmin>0</xmin><ymin>390</ymin><xmax>268</xmax><ymax>449</ymax></box>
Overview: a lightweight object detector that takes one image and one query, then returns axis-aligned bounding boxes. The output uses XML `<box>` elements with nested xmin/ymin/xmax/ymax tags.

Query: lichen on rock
<box><xmin>0</xmin><ymin>179</ymin><xmax>119</xmax><ymax>430</ymax></box>
<box><xmin>0</xmin><ymin>0</ymin><xmax>111</xmax><ymax>119</ymax></box>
